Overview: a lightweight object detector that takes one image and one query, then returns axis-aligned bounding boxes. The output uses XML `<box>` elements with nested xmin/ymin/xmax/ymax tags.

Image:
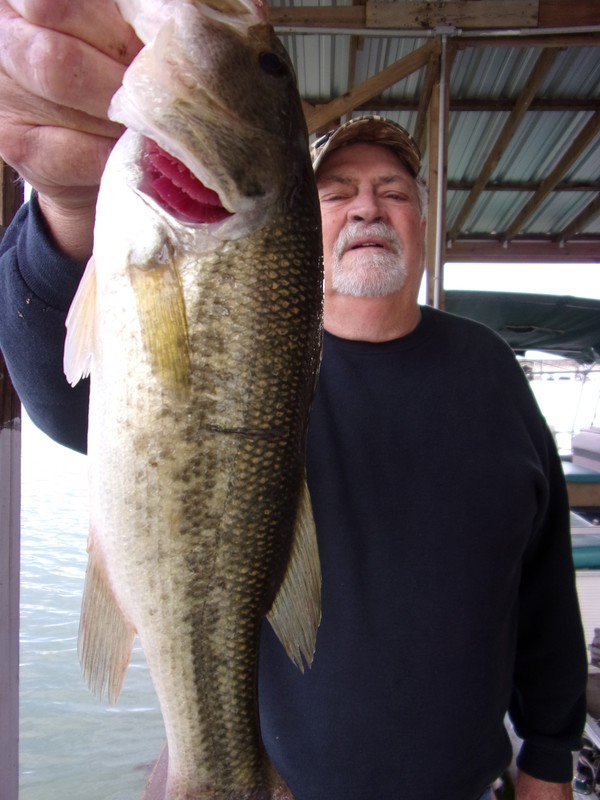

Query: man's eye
<box><xmin>320</xmin><ymin>193</ymin><xmax>348</xmax><ymax>202</ymax></box>
<box><xmin>383</xmin><ymin>192</ymin><xmax>407</xmax><ymax>201</ymax></box>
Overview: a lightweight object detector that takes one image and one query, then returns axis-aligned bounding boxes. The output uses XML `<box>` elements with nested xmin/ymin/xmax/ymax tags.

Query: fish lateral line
<box><xmin>204</xmin><ymin>423</ymin><xmax>290</xmax><ymax>441</ymax></box>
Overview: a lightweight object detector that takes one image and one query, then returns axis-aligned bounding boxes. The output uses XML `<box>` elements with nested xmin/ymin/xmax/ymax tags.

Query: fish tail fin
<box><xmin>78</xmin><ymin>544</ymin><xmax>136</xmax><ymax>704</ymax></box>
<box><xmin>64</xmin><ymin>256</ymin><xmax>97</xmax><ymax>386</ymax></box>
<box><xmin>266</xmin><ymin>478</ymin><xmax>321</xmax><ymax>672</ymax></box>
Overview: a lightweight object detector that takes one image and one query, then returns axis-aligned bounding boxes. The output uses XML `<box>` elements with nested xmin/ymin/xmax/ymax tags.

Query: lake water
<box><xmin>19</xmin><ymin>412</ymin><xmax>165</xmax><ymax>800</ymax></box>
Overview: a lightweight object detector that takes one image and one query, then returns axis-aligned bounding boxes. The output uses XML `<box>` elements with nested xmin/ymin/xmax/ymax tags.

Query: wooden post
<box><xmin>425</xmin><ymin>36</ymin><xmax>450</xmax><ymax>309</ymax></box>
<box><xmin>0</xmin><ymin>160</ymin><xmax>23</xmax><ymax>800</ymax></box>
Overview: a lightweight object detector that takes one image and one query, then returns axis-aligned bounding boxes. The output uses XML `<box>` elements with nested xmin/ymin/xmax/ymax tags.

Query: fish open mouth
<box><xmin>141</xmin><ymin>139</ymin><xmax>233</xmax><ymax>224</ymax></box>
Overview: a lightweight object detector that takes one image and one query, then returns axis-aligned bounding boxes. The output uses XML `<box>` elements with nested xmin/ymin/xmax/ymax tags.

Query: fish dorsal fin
<box><xmin>78</xmin><ymin>541</ymin><xmax>136</xmax><ymax>705</ymax></box>
<box><xmin>266</xmin><ymin>478</ymin><xmax>321</xmax><ymax>672</ymax></box>
<box><xmin>128</xmin><ymin>249</ymin><xmax>191</xmax><ymax>396</ymax></box>
<box><xmin>64</xmin><ymin>257</ymin><xmax>97</xmax><ymax>386</ymax></box>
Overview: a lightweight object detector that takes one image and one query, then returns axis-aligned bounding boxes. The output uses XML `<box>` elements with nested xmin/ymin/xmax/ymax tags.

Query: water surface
<box><xmin>20</xmin><ymin>413</ymin><xmax>165</xmax><ymax>800</ymax></box>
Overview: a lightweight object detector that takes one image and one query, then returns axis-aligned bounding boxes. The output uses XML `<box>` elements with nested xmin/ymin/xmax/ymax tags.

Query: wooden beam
<box><xmin>306</xmin><ymin>96</ymin><xmax>600</xmax><ymax>116</ymax></box>
<box><xmin>413</xmin><ymin>49</ymin><xmax>439</xmax><ymax>155</ymax></box>
<box><xmin>1</xmin><ymin>162</ymin><xmax>22</xmax><ymax>227</ymax></box>
<box><xmin>304</xmin><ymin>39</ymin><xmax>440</xmax><ymax>134</ymax></box>
<box><xmin>448</xmin><ymin>47</ymin><xmax>560</xmax><ymax>241</ymax></box>
<box><xmin>451</xmin><ymin>97</ymin><xmax>600</xmax><ymax>113</ymax></box>
<box><xmin>504</xmin><ymin>109</ymin><xmax>600</xmax><ymax>241</ymax></box>
<box><xmin>445</xmin><ymin>237</ymin><xmax>600</xmax><ymax>262</ymax></box>
<box><xmin>538</xmin><ymin>0</ymin><xmax>600</xmax><ymax>27</ymax></box>
<box><xmin>347</xmin><ymin>35</ymin><xmax>362</xmax><ymax>98</ymax></box>
<box><xmin>448</xmin><ymin>179</ymin><xmax>600</xmax><ymax>192</ymax></box>
<box><xmin>270</xmin><ymin>4</ymin><xmax>365</xmax><ymax>29</ymax></box>
<box><xmin>345</xmin><ymin>1</ymin><xmax>366</xmax><ymax>105</ymax></box>
<box><xmin>556</xmin><ymin>192</ymin><xmax>600</xmax><ymax>242</ymax></box>
<box><xmin>452</xmin><ymin>33</ymin><xmax>600</xmax><ymax>48</ymax></box>
<box><xmin>272</xmin><ymin>1</ymin><xmax>599</xmax><ymax>32</ymax></box>
<box><xmin>367</xmin><ymin>0</ymin><xmax>538</xmax><ymax>30</ymax></box>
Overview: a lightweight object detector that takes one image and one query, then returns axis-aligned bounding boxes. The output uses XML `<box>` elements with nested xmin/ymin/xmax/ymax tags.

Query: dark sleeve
<box><xmin>510</xmin><ymin>422</ymin><xmax>588</xmax><ymax>782</ymax></box>
<box><xmin>0</xmin><ymin>195</ymin><xmax>90</xmax><ymax>453</ymax></box>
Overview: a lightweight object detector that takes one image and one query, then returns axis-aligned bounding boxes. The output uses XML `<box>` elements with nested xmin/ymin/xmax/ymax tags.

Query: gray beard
<box><xmin>331</xmin><ymin>222</ymin><xmax>408</xmax><ymax>297</ymax></box>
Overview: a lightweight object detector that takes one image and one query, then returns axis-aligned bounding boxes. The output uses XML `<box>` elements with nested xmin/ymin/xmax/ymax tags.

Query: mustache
<box><xmin>333</xmin><ymin>222</ymin><xmax>403</xmax><ymax>259</ymax></box>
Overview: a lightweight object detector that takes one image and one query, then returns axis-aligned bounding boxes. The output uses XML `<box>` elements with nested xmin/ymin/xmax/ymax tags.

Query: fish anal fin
<box><xmin>129</xmin><ymin>251</ymin><xmax>191</xmax><ymax>396</ymax></box>
<box><xmin>78</xmin><ymin>542</ymin><xmax>136</xmax><ymax>705</ymax></box>
<box><xmin>64</xmin><ymin>257</ymin><xmax>97</xmax><ymax>386</ymax></box>
<box><xmin>266</xmin><ymin>479</ymin><xmax>321</xmax><ymax>672</ymax></box>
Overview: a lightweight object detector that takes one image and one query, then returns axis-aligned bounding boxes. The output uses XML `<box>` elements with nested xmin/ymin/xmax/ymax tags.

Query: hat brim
<box><xmin>311</xmin><ymin>116</ymin><xmax>421</xmax><ymax>178</ymax></box>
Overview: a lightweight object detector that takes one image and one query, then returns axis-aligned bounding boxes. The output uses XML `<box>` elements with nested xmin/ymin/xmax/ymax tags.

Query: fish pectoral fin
<box><xmin>64</xmin><ymin>256</ymin><xmax>97</xmax><ymax>386</ymax></box>
<box><xmin>266</xmin><ymin>478</ymin><xmax>321</xmax><ymax>672</ymax></box>
<box><xmin>78</xmin><ymin>545</ymin><xmax>136</xmax><ymax>705</ymax></box>
<box><xmin>129</xmin><ymin>253</ymin><xmax>191</xmax><ymax>396</ymax></box>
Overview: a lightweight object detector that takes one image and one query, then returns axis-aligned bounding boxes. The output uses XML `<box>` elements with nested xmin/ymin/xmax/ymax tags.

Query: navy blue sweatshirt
<box><xmin>0</xmin><ymin>197</ymin><xmax>588</xmax><ymax>800</ymax></box>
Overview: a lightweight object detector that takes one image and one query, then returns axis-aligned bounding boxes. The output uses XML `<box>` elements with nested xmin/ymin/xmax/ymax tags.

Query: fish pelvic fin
<box><xmin>78</xmin><ymin>544</ymin><xmax>136</xmax><ymax>705</ymax></box>
<box><xmin>64</xmin><ymin>256</ymin><xmax>97</xmax><ymax>386</ymax></box>
<box><xmin>129</xmin><ymin>250</ymin><xmax>191</xmax><ymax>397</ymax></box>
<box><xmin>266</xmin><ymin>478</ymin><xmax>321</xmax><ymax>672</ymax></box>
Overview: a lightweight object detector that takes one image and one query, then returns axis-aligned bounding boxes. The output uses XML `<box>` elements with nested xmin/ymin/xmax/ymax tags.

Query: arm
<box><xmin>515</xmin><ymin>770</ymin><xmax>573</xmax><ymax>800</ymax></box>
<box><xmin>0</xmin><ymin>196</ymin><xmax>90</xmax><ymax>451</ymax></box>
<box><xmin>509</xmin><ymin>425</ymin><xmax>587</xmax><ymax>786</ymax></box>
<box><xmin>0</xmin><ymin>0</ymin><xmax>142</xmax><ymax>449</ymax></box>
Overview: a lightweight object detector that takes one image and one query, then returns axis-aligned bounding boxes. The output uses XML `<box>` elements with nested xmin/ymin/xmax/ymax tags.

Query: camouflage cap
<box><xmin>311</xmin><ymin>115</ymin><xmax>421</xmax><ymax>178</ymax></box>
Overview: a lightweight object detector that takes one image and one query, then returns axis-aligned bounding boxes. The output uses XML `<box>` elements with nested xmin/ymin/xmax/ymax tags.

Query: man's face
<box><xmin>316</xmin><ymin>142</ymin><xmax>426</xmax><ymax>299</ymax></box>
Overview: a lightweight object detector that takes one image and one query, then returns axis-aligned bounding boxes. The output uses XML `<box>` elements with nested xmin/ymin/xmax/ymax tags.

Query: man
<box><xmin>0</xmin><ymin>3</ymin><xmax>588</xmax><ymax>799</ymax></box>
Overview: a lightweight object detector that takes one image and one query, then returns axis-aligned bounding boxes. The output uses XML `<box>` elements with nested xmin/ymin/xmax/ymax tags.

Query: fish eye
<box><xmin>259</xmin><ymin>51</ymin><xmax>288</xmax><ymax>77</ymax></box>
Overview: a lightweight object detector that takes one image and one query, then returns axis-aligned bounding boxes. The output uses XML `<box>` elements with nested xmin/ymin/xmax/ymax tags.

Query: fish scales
<box><xmin>64</xmin><ymin>1</ymin><xmax>323</xmax><ymax>798</ymax></box>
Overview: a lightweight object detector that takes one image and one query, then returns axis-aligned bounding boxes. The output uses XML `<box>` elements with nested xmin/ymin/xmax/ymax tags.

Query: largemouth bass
<box><xmin>63</xmin><ymin>1</ymin><xmax>323</xmax><ymax>797</ymax></box>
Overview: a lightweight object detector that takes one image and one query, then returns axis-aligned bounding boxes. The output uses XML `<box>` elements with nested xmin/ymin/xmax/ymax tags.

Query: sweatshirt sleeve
<box><xmin>0</xmin><ymin>195</ymin><xmax>90</xmax><ymax>453</ymax></box>
<box><xmin>509</xmin><ymin>423</ymin><xmax>588</xmax><ymax>782</ymax></box>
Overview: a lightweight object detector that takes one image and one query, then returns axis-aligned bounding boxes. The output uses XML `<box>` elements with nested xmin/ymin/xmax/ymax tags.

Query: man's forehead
<box><xmin>316</xmin><ymin>142</ymin><xmax>415</xmax><ymax>185</ymax></box>
<box><xmin>318</xmin><ymin>172</ymin><xmax>412</xmax><ymax>187</ymax></box>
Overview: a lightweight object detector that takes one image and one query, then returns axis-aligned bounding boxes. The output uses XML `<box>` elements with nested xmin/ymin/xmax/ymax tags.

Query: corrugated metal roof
<box><xmin>272</xmin><ymin>0</ymin><xmax>600</xmax><ymax>262</ymax></box>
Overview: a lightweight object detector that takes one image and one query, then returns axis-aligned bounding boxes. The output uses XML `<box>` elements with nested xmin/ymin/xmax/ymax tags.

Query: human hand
<box><xmin>515</xmin><ymin>770</ymin><xmax>573</xmax><ymax>799</ymax></box>
<box><xmin>0</xmin><ymin>0</ymin><xmax>142</xmax><ymax>259</ymax></box>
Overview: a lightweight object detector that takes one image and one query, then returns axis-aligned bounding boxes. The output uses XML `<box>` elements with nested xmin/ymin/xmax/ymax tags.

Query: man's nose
<box><xmin>347</xmin><ymin>190</ymin><xmax>385</xmax><ymax>224</ymax></box>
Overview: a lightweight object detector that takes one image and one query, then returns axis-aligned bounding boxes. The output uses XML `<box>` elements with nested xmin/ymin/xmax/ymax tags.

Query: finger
<box><xmin>0</xmin><ymin>123</ymin><xmax>117</xmax><ymax>203</ymax></box>
<box><xmin>0</xmin><ymin>8</ymin><xmax>132</xmax><ymax>120</ymax></box>
<box><xmin>4</xmin><ymin>0</ymin><xmax>143</xmax><ymax>65</ymax></box>
<box><xmin>0</xmin><ymin>70</ymin><xmax>123</xmax><ymax>142</ymax></box>
<box><xmin>0</xmin><ymin>71</ymin><xmax>120</xmax><ymax>201</ymax></box>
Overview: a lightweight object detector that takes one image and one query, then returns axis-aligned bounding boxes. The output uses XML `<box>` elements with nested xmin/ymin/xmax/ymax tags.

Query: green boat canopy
<box><xmin>444</xmin><ymin>291</ymin><xmax>600</xmax><ymax>364</ymax></box>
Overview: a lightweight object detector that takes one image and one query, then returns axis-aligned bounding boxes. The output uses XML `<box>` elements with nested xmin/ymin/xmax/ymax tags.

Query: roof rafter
<box><xmin>448</xmin><ymin>47</ymin><xmax>561</xmax><ymax>241</ymax></box>
<box><xmin>303</xmin><ymin>39</ymin><xmax>440</xmax><ymax>134</ymax></box>
<box><xmin>503</xmin><ymin>108</ymin><xmax>600</xmax><ymax>241</ymax></box>
<box><xmin>414</xmin><ymin>49</ymin><xmax>439</xmax><ymax>153</ymax></box>
<box><xmin>555</xmin><ymin>192</ymin><xmax>600</xmax><ymax>242</ymax></box>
